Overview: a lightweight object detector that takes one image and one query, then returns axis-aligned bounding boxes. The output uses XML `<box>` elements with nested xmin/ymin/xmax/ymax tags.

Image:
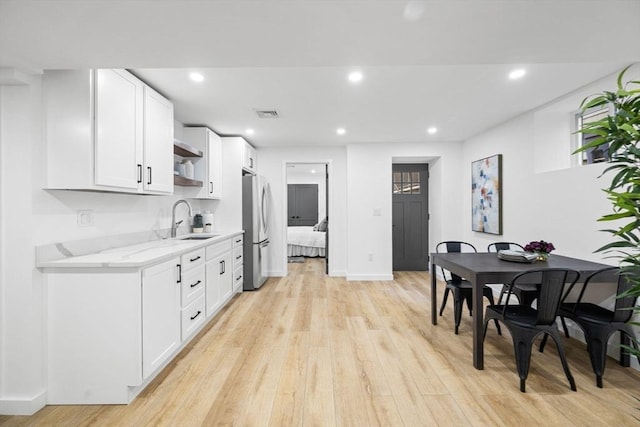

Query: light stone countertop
<box><xmin>36</xmin><ymin>231</ymin><xmax>243</xmax><ymax>269</ymax></box>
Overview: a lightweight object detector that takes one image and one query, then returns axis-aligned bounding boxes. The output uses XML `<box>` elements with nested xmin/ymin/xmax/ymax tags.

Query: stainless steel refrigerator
<box><xmin>242</xmin><ymin>174</ymin><xmax>270</xmax><ymax>290</ymax></box>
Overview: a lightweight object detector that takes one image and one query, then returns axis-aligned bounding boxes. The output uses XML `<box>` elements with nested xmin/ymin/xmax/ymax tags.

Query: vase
<box><xmin>536</xmin><ymin>252</ymin><xmax>549</xmax><ymax>262</ymax></box>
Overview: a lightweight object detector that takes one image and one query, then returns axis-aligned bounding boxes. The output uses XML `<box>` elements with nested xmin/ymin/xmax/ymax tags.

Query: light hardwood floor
<box><xmin>2</xmin><ymin>257</ymin><xmax>640</xmax><ymax>426</ymax></box>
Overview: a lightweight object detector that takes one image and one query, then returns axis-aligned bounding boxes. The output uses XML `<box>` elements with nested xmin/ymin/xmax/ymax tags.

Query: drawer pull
<box><xmin>235</xmin><ymin>239</ymin><xmax>242</xmax><ymax>243</ymax></box>
<box><xmin>236</xmin><ymin>255</ymin><xmax>242</xmax><ymax>260</ymax></box>
<box><xmin>190</xmin><ymin>310</ymin><xmax>202</xmax><ymax>321</ymax></box>
<box><xmin>236</xmin><ymin>275</ymin><xmax>242</xmax><ymax>281</ymax></box>
<box><xmin>190</xmin><ymin>256</ymin><xmax>201</xmax><ymax>262</ymax></box>
<box><xmin>190</xmin><ymin>280</ymin><xmax>202</xmax><ymax>288</ymax></box>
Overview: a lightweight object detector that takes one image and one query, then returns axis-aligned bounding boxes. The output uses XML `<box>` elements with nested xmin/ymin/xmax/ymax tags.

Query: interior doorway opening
<box><xmin>285</xmin><ymin>163</ymin><xmax>329</xmax><ymax>275</ymax></box>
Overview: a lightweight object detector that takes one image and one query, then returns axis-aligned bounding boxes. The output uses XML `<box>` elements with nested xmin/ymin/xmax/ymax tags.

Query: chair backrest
<box><xmin>487</xmin><ymin>242</ymin><xmax>524</xmax><ymax>253</ymax></box>
<box><xmin>435</xmin><ymin>241</ymin><xmax>477</xmax><ymax>283</ymax></box>
<box><xmin>568</xmin><ymin>266</ymin><xmax>637</xmax><ymax>323</ymax></box>
<box><xmin>508</xmin><ymin>268</ymin><xmax>580</xmax><ymax>326</ymax></box>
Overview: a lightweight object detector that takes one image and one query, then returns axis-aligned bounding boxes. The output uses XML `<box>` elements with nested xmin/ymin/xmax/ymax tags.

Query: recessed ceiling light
<box><xmin>189</xmin><ymin>72</ymin><xmax>204</xmax><ymax>82</ymax></box>
<box><xmin>348</xmin><ymin>71</ymin><xmax>363</xmax><ymax>83</ymax></box>
<box><xmin>245</xmin><ymin>128</ymin><xmax>255</xmax><ymax>135</ymax></box>
<box><xmin>508</xmin><ymin>69</ymin><xmax>526</xmax><ymax>80</ymax></box>
<box><xmin>336</xmin><ymin>128</ymin><xmax>346</xmax><ymax>135</ymax></box>
<box><xmin>427</xmin><ymin>127</ymin><xmax>438</xmax><ymax>135</ymax></box>
<box><xmin>310</xmin><ymin>169</ymin><xmax>317</xmax><ymax>174</ymax></box>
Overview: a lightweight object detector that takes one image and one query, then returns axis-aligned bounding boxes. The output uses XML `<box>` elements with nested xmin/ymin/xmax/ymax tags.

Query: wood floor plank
<box><xmin>5</xmin><ymin>258</ymin><xmax>640</xmax><ymax>426</ymax></box>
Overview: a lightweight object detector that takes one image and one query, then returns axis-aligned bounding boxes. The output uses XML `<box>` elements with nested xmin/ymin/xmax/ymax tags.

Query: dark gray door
<box><xmin>287</xmin><ymin>184</ymin><xmax>318</xmax><ymax>226</ymax></box>
<box><xmin>392</xmin><ymin>164</ymin><xmax>429</xmax><ymax>271</ymax></box>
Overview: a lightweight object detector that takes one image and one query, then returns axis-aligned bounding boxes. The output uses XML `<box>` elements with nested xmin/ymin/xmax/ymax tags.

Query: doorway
<box><xmin>392</xmin><ymin>163</ymin><xmax>429</xmax><ymax>271</ymax></box>
<box><xmin>286</xmin><ymin>163</ymin><xmax>329</xmax><ymax>274</ymax></box>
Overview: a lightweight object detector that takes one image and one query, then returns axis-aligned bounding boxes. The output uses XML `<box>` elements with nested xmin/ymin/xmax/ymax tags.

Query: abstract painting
<box><xmin>471</xmin><ymin>154</ymin><xmax>502</xmax><ymax>234</ymax></box>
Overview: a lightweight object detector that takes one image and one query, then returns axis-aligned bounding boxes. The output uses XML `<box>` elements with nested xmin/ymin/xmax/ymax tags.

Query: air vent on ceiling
<box><xmin>255</xmin><ymin>109</ymin><xmax>279</xmax><ymax>119</ymax></box>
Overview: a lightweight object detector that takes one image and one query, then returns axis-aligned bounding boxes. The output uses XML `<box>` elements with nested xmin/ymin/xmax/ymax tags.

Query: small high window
<box><xmin>575</xmin><ymin>105</ymin><xmax>611</xmax><ymax>165</ymax></box>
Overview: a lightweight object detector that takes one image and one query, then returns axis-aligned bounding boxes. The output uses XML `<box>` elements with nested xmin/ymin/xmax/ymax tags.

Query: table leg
<box><xmin>431</xmin><ymin>261</ymin><xmax>437</xmax><ymax>325</ymax></box>
<box><xmin>472</xmin><ymin>275</ymin><xmax>484</xmax><ymax>370</ymax></box>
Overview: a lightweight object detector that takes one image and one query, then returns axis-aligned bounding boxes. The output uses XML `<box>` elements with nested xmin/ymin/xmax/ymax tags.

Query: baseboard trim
<box><xmin>346</xmin><ymin>274</ymin><xmax>394</xmax><ymax>281</ymax></box>
<box><xmin>0</xmin><ymin>390</ymin><xmax>46</xmax><ymax>415</ymax></box>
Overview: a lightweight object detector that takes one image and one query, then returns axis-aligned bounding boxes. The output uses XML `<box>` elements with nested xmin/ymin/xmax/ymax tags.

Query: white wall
<box><xmin>460</xmin><ymin>69</ymin><xmax>636</xmax><ymax>260</ymax></box>
<box><xmin>0</xmin><ymin>76</ymin><xmax>210</xmax><ymax>414</ymax></box>
<box><xmin>257</xmin><ymin>147</ymin><xmax>347</xmax><ymax>277</ymax></box>
<box><xmin>345</xmin><ymin>141</ymin><xmax>465</xmax><ymax>280</ymax></box>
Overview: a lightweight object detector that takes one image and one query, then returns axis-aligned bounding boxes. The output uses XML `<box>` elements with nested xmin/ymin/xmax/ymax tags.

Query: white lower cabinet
<box><xmin>205</xmin><ymin>239</ymin><xmax>233</xmax><ymax>317</ymax></box>
<box><xmin>44</xmin><ymin>233</ymin><xmax>243</xmax><ymax>405</ymax></box>
<box><xmin>142</xmin><ymin>257</ymin><xmax>181</xmax><ymax>379</ymax></box>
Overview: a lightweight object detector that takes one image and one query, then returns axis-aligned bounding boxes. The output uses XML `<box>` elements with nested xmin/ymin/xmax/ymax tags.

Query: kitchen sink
<box><xmin>180</xmin><ymin>235</ymin><xmax>218</xmax><ymax>240</ymax></box>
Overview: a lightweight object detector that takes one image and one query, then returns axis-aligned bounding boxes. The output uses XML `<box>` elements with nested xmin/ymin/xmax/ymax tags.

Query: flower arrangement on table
<box><xmin>524</xmin><ymin>240</ymin><xmax>555</xmax><ymax>261</ymax></box>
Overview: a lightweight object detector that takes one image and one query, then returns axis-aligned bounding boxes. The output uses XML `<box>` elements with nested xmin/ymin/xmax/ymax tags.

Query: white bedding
<box><xmin>287</xmin><ymin>226</ymin><xmax>326</xmax><ymax>257</ymax></box>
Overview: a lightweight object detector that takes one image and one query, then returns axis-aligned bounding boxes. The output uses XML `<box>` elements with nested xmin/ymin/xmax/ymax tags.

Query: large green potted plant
<box><xmin>575</xmin><ymin>64</ymin><xmax>640</xmax><ymax>356</ymax></box>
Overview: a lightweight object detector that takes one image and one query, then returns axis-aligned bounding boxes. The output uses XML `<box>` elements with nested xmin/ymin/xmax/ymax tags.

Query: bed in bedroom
<box><xmin>287</xmin><ymin>226</ymin><xmax>326</xmax><ymax>257</ymax></box>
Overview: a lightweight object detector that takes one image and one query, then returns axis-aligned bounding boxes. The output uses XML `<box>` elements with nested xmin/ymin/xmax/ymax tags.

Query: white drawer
<box><xmin>181</xmin><ymin>248</ymin><xmax>205</xmax><ymax>271</ymax></box>
<box><xmin>232</xmin><ymin>235</ymin><xmax>244</xmax><ymax>248</ymax></box>
<box><xmin>233</xmin><ymin>265</ymin><xmax>243</xmax><ymax>293</ymax></box>
<box><xmin>181</xmin><ymin>294</ymin><xmax>206</xmax><ymax>340</ymax></box>
<box><xmin>233</xmin><ymin>246</ymin><xmax>243</xmax><ymax>269</ymax></box>
<box><xmin>181</xmin><ymin>265</ymin><xmax>205</xmax><ymax>307</ymax></box>
<box><xmin>206</xmin><ymin>238</ymin><xmax>232</xmax><ymax>260</ymax></box>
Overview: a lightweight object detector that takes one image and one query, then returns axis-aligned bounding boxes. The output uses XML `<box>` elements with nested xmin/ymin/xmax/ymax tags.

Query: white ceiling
<box><xmin>1</xmin><ymin>0</ymin><xmax>639</xmax><ymax>147</ymax></box>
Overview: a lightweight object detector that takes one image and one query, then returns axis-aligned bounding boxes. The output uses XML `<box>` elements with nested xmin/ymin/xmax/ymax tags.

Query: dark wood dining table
<box><xmin>430</xmin><ymin>252</ymin><xmax>613</xmax><ymax>370</ymax></box>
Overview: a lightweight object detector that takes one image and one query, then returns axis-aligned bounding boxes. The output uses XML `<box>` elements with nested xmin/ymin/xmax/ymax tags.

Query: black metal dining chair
<box><xmin>487</xmin><ymin>242</ymin><xmax>539</xmax><ymax>306</ymax></box>
<box><xmin>483</xmin><ymin>268</ymin><xmax>580</xmax><ymax>392</ymax></box>
<box><xmin>436</xmin><ymin>241</ymin><xmax>501</xmax><ymax>335</ymax></box>
<box><xmin>539</xmin><ymin>266</ymin><xmax>640</xmax><ymax>388</ymax></box>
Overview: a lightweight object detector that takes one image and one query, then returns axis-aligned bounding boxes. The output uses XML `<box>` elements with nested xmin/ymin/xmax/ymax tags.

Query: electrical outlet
<box><xmin>77</xmin><ymin>209</ymin><xmax>93</xmax><ymax>227</ymax></box>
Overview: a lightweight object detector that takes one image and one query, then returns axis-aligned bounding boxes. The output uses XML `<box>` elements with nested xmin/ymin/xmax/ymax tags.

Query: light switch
<box><xmin>77</xmin><ymin>209</ymin><xmax>93</xmax><ymax>227</ymax></box>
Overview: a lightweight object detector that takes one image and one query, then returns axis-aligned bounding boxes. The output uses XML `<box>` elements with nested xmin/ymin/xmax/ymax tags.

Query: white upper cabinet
<box><xmin>43</xmin><ymin>69</ymin><xmax>173</xmax><ymax>195</ymax></box>
<box><xmin>242</xmin><ymin>139</ymin><xmax>257</xmax><ymax>174</ymax></box>
<box><xmin>94</xmin><ymin>69</ymin><xmax>143</xmax><ymax>190</ymax></box>
<box><xmin>143</xmin><ymin>86</ymin><xmax>174</xmax><ymax>193</ymax></box>
<box><xmin>180</xmin><ymin>127</ymin><xmax>223</xmax><ymax>199</ymax></box>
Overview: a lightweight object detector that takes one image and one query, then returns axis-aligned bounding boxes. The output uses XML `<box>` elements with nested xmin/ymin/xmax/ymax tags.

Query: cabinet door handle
<box><xmin>235</xmin><ymin>239</ymin><xmax>242</xmax><ymax>244</ymax></box>
<box><xmin>236</xmin><ymin>275</ymin><xmax>242</xmax><ymax>282</ymax></box>
<box><xmin>209</xmin><ymin>181</ymin><xmax>213</xmax><ymax>194</ymax></box>
<box><xmin>147</xmin><ymin>166</ymin><xmax>152</xmax><ymax>185</ymax></box>
<box><xmin>137</xmin><ymin>164</ymin><xmax>142</xmax><ymax>183</ymax></box>
<box><xmin>249</xmin><ymin>157</ymin><xmax>253</xmax><ymax>168</ymax></box>
<box><xmin>190</xmin><ymin>256</ymin><xmax>201</xmax><ymax>262</ymax></box>
<box><xmin>177</xmin><ymin>264</ymin><xmax>182</xmax><ymax>283</ymax></box>
<box><xmin>190</xmin><ymin>280</ymin><xmax>202</xmax><ymax>288</ymax></box>
<box><xmin>190</xmin><ymin>310</ymin><xmax>202</xmax><ymax>321</ymax></box>
<box><xmin>236</xmin><ymin>255</ymin><xmax>242</xmax><ymax>260</ymax></box>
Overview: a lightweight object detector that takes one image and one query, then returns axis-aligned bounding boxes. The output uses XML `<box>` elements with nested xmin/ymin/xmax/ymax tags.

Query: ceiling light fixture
<box><xmin>189</xmin><ymin>72</ymin><xmax>204</xmax><ymax>83</ymax></box>
<box><xmin>245</xmin><ymin>128</ymin><xmax>255</xmax><ymax>135</ymax></box>
<box><xmin>348</xmin><ymin>71</ymin><xmax>363</xmax><ymax>83</ymax></box>
<box><xmin>427</xmin><ymin>127</ymin><xmax>438</xmax><ymax>135</ymax></box>
<box><xmin>310</xmin><ymin>169</ymin><xmax>317</xmax><ymax>174</ymax></box>
<box><xmin>336</xmin><ymin>128</ymin><xmax>346</xmax><ymax>135</ymax></box>
<box><xmin>508</xmin><ymin>69</ymin><xmax>526</xmax><ymax>80</ymax></box>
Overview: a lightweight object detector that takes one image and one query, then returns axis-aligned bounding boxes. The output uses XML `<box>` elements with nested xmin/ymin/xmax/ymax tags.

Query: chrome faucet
<box><xmin>171</xmin><ymin>199</ymin><xmax>193</xmax><ymax>238</ymax></box>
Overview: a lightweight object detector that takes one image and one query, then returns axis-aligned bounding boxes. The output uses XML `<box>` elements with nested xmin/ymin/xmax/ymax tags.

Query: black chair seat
<box><xmin>486</xmin><ymin>305</ymin><xmax>538</xmax><ymax>327</ymax></box>
<box><xmin>484</xmin><ymin>268</ymin><xmax>580</xmax><ymax>392</ymax></box>
<box><xmin>436</xmin><ymin>241</ymin><xmax>501</xmax><ymax>335</ymax></box>
<box><xmin>559</xmin><ymin>302</ymin><xmax>615</xmax><ymax>324</ymax></box>
<box><xmin>540</xmin><ymin>266</ymin><xmax>640</xmax><ymax>388</ymax></box>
